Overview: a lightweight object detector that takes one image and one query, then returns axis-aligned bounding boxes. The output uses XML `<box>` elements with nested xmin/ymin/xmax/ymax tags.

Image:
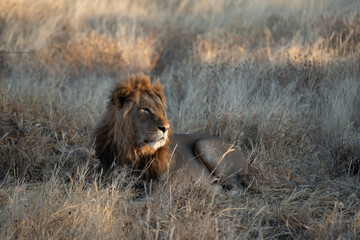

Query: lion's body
<box><xmin>91</xmin><ymin>74</ymin><xmax>247</xmax><ymax>187</ymax></box>
<box><xmin>168</xmin><ymin>134</ymin><xmax>248</xmax><ymax>186</ymax></box>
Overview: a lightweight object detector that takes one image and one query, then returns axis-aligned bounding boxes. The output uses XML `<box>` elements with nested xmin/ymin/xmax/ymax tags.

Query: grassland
<box><xmin>0</xmin><ymin>0</ymin><xmax>360</xmax><ymax>239</ymax></box>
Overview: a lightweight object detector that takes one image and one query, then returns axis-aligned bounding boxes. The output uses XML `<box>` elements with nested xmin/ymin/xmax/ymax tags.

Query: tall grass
<box><xmin>1</xmin><ymin>0</ymin><xmax>360</xmax><ymax>239</ymax></box>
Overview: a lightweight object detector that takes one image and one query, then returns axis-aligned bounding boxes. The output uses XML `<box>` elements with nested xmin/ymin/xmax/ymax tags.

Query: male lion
<box><xmin>92</xmin><ymin>74</ymin><xmax>247</xmax><ymax>189</ymax></box>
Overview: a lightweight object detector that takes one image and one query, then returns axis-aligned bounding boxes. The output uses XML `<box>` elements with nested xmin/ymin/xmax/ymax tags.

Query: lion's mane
<box><xmin>91</xmin><ymin>74</ymin><xmax>170</xmax><ymax>180</ymax></box>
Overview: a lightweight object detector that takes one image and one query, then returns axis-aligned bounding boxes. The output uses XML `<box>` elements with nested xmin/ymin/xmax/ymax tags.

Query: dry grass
<box><xmin>1</xmin><ymin>0</ymin><xmax>360</xmax><ymax>239</ymax></box>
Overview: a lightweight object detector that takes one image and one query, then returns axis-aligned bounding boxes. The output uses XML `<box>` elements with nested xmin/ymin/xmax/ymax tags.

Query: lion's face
<box><xmin>131</xmin><ymin>92</ymin><xmax>170</xmax><ymax>153</ymax></box>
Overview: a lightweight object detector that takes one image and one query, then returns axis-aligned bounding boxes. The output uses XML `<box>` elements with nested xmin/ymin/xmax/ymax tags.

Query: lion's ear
<box><xmin>111</xmin><ymin>86</ymin><xmax>133</xmax><ymax>107</ymax></box>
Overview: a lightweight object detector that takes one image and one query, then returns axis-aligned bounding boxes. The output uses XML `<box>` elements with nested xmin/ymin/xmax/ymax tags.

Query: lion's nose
<box><xmin>158</xmin><ymin>126</ymin><xmax>168</xmax><ymax>133</ymax></box>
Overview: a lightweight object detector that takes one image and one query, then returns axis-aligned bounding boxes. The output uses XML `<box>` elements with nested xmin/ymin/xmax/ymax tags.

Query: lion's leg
<box><xmin>193</xmin><ymin>138</ymin><xmax>248</xmax><ymax>189</ymax></box>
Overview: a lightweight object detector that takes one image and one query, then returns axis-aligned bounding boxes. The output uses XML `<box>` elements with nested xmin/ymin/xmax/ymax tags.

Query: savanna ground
<box><xmin>0</xmin><ymin>0</ymin><xmax>360</xmax><ymax>239</ymax></box>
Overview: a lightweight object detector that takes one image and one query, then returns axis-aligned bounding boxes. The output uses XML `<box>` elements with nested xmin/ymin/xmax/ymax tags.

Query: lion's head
<box><xmin>92</xmin><ymin>74</ymin><xmax>170</xmax><ymax>179</ymax></box>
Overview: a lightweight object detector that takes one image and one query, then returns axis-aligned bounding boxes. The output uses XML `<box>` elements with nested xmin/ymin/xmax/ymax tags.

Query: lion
<box><xmin>91</xmin><ymin>74</ymin><xmax>248</xmax><ymax>189</ymax></box>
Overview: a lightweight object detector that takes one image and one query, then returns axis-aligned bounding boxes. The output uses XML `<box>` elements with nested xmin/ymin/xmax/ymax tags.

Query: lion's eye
<box><xmin>142</xmin><ymin>108</ymin><xmax>151</xmax><ymax>113</ymax></box>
